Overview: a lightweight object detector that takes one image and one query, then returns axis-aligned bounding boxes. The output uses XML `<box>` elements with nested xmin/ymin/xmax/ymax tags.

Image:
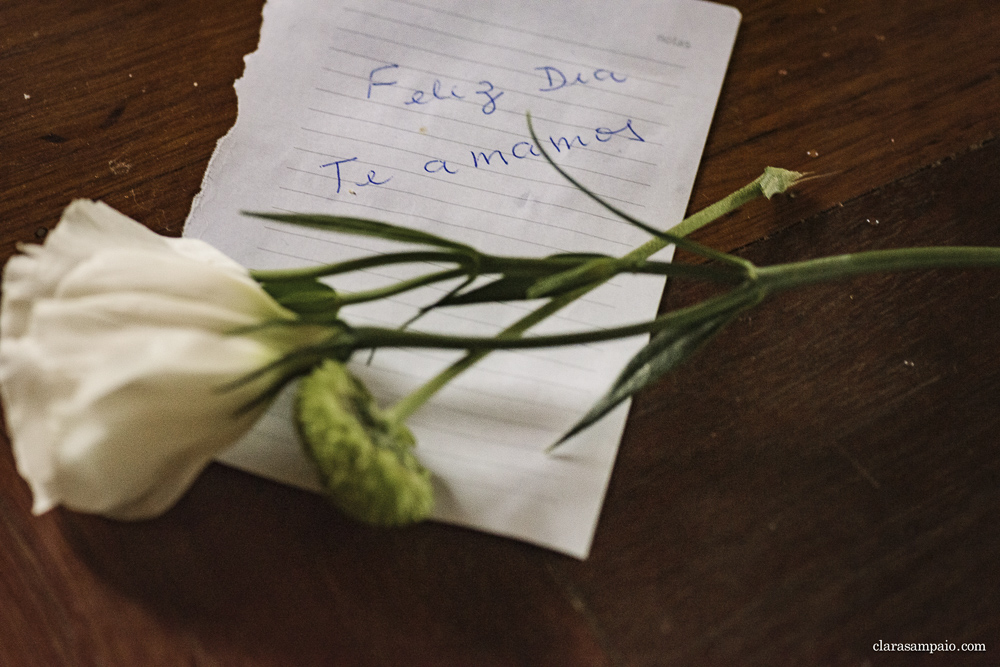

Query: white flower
<box><xmin>0</xmin><ymin>200</ymin><xmax>311</xmax><ymax>519</ymax></box>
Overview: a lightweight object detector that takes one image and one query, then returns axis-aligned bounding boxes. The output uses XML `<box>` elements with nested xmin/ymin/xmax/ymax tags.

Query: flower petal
<box><xmin>0</xmin><ymin>199</ymin><xmax>316</xmax><ymax>519</ymax></box>
<box><xmin>54</xmin><ymin>247</ymin><xmax>291</xmax><ymax>322</ymax></box>
<box><xmin>3</xmin><ymin>320</ymin><xmax>276</xmax><ymax>518</ymax></box>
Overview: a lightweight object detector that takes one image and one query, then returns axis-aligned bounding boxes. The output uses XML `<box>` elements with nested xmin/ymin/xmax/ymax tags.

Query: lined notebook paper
<box><xmin>185</xmin><ymin>0</ymin><xmax>740</xmax><ymax>558</ymax></box>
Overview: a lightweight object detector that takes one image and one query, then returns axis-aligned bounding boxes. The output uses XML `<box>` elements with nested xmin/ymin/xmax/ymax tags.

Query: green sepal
<box><xmin>295</xmin><ymin>360</ymin><xmax>433</xmax><ymax>526</ymax></box>
<box><xmin>260</xmin><ymin>278</ymin><xmax>341</xmax><ymax>315</ymax></box>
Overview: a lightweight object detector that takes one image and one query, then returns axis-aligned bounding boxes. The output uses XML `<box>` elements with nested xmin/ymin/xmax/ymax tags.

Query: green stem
<box><xmin>391</xmin><ymin>242</ymin><xmax>1000</xmax><ymax>422</ymax></box>
<box><xmin>250</xmin><ymin>251</ymin><xmax>470</xmax><ymax>282</ymax></box>
<box><xmin>337</xmin><ymin>268</ymin><xmax>468</xmax><ymax>305</ymax></box>
<box><xmin>757</xmin><ymin>246</ymin><xmax>1000</xmax><ymax>292</ymax></box>
<box><xmin>388</xmin><ymin>168</ymin><xmax>798</xmax><ymax>420</ymax></box>
<box><xmin>478</xmin><ymin>254</ymin><xmax>743</xmax><ymax>283</ymax></box>
<box><xmin>522</xmin><ymin>167</ymin><xmax>803</xmax><ymax>298</ymax></box>
<box><xmin>361</xmin><ymin>285</ymin><xmax>762</xmax><ymax>355</ymax></box>
<box><xmin>252</xmin><ymin>249</ymin><xmax>744</xmax><ymax>287</ymax></box>
<box><xmin>388</xmin><ymin>285</ymin><xmax>591</xmax><ymax>420</ymax></box>
<box><xmin>373</xmin><ymin>245</ymin><xmax>1000</xmax><ymax>366</ymax></box>
<box><xmin>526</xmin><ymin>113</ymin><xmax>763</xmax><ymax>271</ymax></box>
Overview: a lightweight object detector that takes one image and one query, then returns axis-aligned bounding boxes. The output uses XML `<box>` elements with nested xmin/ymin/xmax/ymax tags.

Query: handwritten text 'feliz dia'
<box><xmin>366</xmin><ymin>64</ymin><xmax>628</xmax><ymax>115</ymax></box>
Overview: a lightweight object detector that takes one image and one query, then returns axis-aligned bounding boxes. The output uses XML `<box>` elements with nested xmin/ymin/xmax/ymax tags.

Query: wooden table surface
<box><xmin>3</xmin><ymin>1</ymin><xmax>999</xmax><ymax>665</ymax></box>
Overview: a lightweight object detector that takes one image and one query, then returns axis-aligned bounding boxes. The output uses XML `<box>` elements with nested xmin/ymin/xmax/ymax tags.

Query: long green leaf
<box><xmin>552</xmin><ymin>310</ymin><xmax>736</xmax><ymax>448</ymax></box>
<box><xmin>435</xmin><ymin>276</ymin><xmax>538</xmax><ymax>306</ymax></box>
<box><xmin>525</xmin><ymin>257</ymin><xmax>619</xmax><ymax>298</ymax></box>
<box><xmin>244</xmin><ymin>212</ymin><xmax>478</xmax><ymax>253</ymax></box>
<box><xmin>440</xmin><ymin>274</ymin><xmax>596</xmax><ymax>306</ymax></box>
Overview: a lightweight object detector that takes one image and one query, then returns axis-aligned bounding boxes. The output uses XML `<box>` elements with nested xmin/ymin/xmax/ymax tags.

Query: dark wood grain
<box><xmin>2</xmin><ymin>0</ymin><xmax>262</xmax><ymax>245</ymax></box>
<box><xmin>686</xmin><ymin>0</ymin><xmax>1000</xmax><ymax>254</ymax></box>
<box><xmin>564</xmin><ymin>138</ymin><xmax>1000</xmax><ymax>667</ymax></box>
<box><xmin>2</xmin><ymin>0</ymin><xmax>999</xmax><ymax>665</ymax></box>
<box><xmin>2</xmin><ymin>444</ymin><xmax>609</xmax><ymax>666</ymax></box>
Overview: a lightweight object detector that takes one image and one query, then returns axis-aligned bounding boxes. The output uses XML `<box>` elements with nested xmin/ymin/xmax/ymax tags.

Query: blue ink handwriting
<box><xmin>474</xmin><ymin>81</ymin><xmax>503</xmax><ymax>115</ymax></box>
<box><xmin>320</xmin><ymin>157</ymin><xmax>391</xmax><ymax>193</ymax></box>
<box><xmin>406</xmin><ymin>79</ymin><xmax>466</xmax><ymax>106</ymax></box>
<box><xmin>424</xmin><ymin>159</ymin><xmax>459</xmax><ymax>175</ymax></box>
<box><xmin>367</xmin><ymin>64</ymin><xmax>399</xmax><ymax>99</ymax></box>
<box><xmin>543</xmin><ymin>119</ymin><xmax>643</xmax><ymax>154</ymax></box>
<box><xmin>366</xmin><ymin>64</ymin><xmax>504</xmax><ymax>116</ymax></box>
<box><xmin>595</xmin><ymin>119</ymin><xmax>644</xmax><ymax>143</ymax></box>
<box><xmin>314</xmin><ymin>122</ymin><xmax>641</xmax><ymax>186</ymax></box>
<box><xmin>468</xmin><ymin>139</ymin><xmax>539</xmax><ymax>169</ymax></box>
<box><xmin>535</xmin><ymin>66</ymin><xmax>627</xmax><ymax>93</ymax></box>
<box><xmin>417</xmin><ymin>120</ymin><xmax>644</xmax><ymax>177</ymax></box>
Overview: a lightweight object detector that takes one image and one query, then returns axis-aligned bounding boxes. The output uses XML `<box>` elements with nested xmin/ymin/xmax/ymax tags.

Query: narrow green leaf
<box><xmin>252</xmin><ymin>250</ymin><xmax>479</xmax><ymax>283</ymax></box>
<box><xmin>440</xmin><ymin>276</ymin><xmax>537</xmax><ymax>305</ymax></box>
<box><xmin>525</xmin><ymin>257</ymin><xmax>621</xmax><ymax>299</ymax></box>
<box><xmin>545</xmin><ymin>252</ymin><xmax>612</xmax><ymax>262</ymax></box>
<box><xmin>552</xmin><ymin>310</ymin><xmax>736</xmax><ymax>448</ymax></box>
<box><xmin>394</xmin><ymin>273</ymin><xmax>478</xmax><ymax>329</ymax></box>
<box><xmin>525</xmin><ymin>113</ymin><xmax>751</xmax><ymax>270</ymax></box>
<box><xmin>244</xmin><ymin>212</ymin><xmax>478</xmax><ymax>253</ymax></box>
<box><xmin>436</xmin><ymin>275</ymin><xmax>567</xmax><ymax>306</ymax></box>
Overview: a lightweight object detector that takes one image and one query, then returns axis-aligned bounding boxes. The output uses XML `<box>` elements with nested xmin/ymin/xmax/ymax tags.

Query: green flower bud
<box><xmin>295</xmin><ymin>359</ymin><xmax>433</xmax><ymax>526</ymax></box>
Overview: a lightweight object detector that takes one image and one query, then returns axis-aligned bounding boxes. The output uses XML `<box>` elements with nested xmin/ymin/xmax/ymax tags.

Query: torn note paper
<box><xmin>185</xmin><ymin>0</ymin><xmax>740</xmax><ymax>558</ymax></box>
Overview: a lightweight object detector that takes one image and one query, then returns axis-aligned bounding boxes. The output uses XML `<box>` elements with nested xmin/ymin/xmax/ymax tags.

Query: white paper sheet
<box><xmin>184</xmin><ymin>0</ymin><xmax>739</xmax><ymax>558</ymax></box>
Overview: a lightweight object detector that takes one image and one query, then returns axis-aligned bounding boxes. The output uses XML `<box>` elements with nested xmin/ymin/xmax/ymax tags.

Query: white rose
<box><xmin>0</xmin><ymin>200</ymin><xmax>312</xmax><ymax>519</ymax></box>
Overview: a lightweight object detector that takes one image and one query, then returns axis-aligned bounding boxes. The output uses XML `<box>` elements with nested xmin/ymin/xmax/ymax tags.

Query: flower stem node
<box><xmin>760</xmin><ymin>167</ymin><xmax>805</xmax><ymax>199</ymax></box>
<box><xmin>295</xmin><ymin>360</ymin><xmax>433</xmax><ymax>526</ymax></box>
